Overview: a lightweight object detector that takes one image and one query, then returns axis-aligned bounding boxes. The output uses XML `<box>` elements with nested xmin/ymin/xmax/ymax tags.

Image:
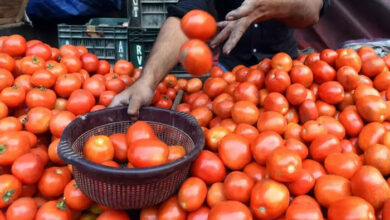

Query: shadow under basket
<box><xmin>57</xmin><ymin>106</ymin><xmax>204</xmax><ymax>210</ymax></box>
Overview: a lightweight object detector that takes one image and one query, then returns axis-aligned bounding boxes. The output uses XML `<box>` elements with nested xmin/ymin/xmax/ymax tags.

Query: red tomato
<box><xmin>60</xmin><ymin>45</ymin><xmax>79</xmax><ymax>57</ymax></box>
<box><xmin>250</xmin><ymin>179</ymin><xmax>289</xmax><ymax>219</ymax></box>
<box><xmin>336</xmin><ymin>48</ymin><xmax>362</xmax><ymax>72</ymax></box>
<box><xmin>2</xmin><ymin>35</ymin><xmax>26</xmax><ymax>57</ymax></box>
<box><xmin>26</xmin><ymin>87</ymin><xmax>56</xmax><ymax>109</ymax></box>
<box><xmin>155</xmin><ymin>95</ymin><xmax>173</xmax><ymax>109</ymax></box>
<box><xmin>265</xmin><ymin>69</ymin><xmax>291</xmax><ymax>93</ymax></box>
<box><xmin>11</xmin><ymin>152</ymin><xmax>44</xmax><ymax>185</ymax></box>
<box><xmin>109</xmin><ymin>133</ymin><xmax>128</xmax><ymax>162</ymax></box>
<box><xmin>218</xmin><ymin>133</ymin><xmax>252</xmax><ymax>170</ymax></box>
<box><xmin>304</xmin><ymin>52</ymin><xmax>320</xmax><ymax>68</ymax></box>
<box><xmin>245</xmin><ymin>69</ymin><xmax>264</xmax><ymax>88</ymax></box>
<box><xmin>328</xmin><ymin>196</ymin><xmax>375</xmax><ymax>220</ymax></box>
<box><xmin>105</xmin><ymin>78</ymin><xmax>126</xmax><ymax>93</ymax></box>
<box><xmin>264</xmin><ymin>92</ymin><xmax>289</xmax><ymax>115</ymax></box>
<box><xmin>356</xmin><ymin>95</ymin><xmax>387</xmax><ymax>122</ymax></box>
<box><xmin>66</xmin><ymin>89</ymin><xmax>95</xmax><ymax>115</ymax></box>
<box><xmin>190</xmin><ymin>107</ymin><xmax>212</xmax><ymax>127</ymax></box>
<box><xmin>5</xmin><ymin>197</ymin><xmax>37</xmax><ymax>220</ymax></box>
<box><xmin>49</xmin><ymin>111</ymin><xmax>75</xmax><ymax>137</ymax></box>
<box><xmin>179</xmin><ymin>40</ymin><xmax>212</xmax><ymax>76</ymax></box>
<box><xmin>83</xmin><ymin>135</ymin><xmax>114</xmax><ymax>163</ymax></box>
<box><xmin>318</xmin><ymin>81</ymin><xmax>344</xmax><ymax>104</ymax></box>
<box><xmin>251</xmin><ymin>131</ymin><xmax>283</xmax><ymax>165</ymax></box>
<box><xmin>336</xmin><ymin>66</ymin><xmax>359</xmax><ymax>91</ymax></box>
<box><xmin>191</xmin><ymin>150</ymin><xmax>226</xmax><ymax>184</ymax></box>
<box><xmin>358</xmin><ymin>122</ymin><xmax>385</xmax><ymax>151</ymax></box>
<box><xmin>300</xmin><ymin>120</ymin><xmax>327</xmax><ymax>143</ymax></box>
<box><xmin>178</xmin><ymin>177</ymin><xmax>207</xmax><ymax>212</ymax></box>
<box><xmin>310</xmin><ymin>134</ymin><xmax>341</xmax><ymax>162</ymax></box>
<box><xmin>324</xmin><ymin>152</ymin><xmax>361</xmax><ymax>179</ymax></box>
<box><xmin>287</xmin><ymin>168</ymin><xmax>315</xmax><ymax>196</ymax></box>
<box><xmin>285</xmin><ymin>195</ymin><xmax>323</xmax><ymax>220</ymax></box>
<box><xmin>302</xmin><ymin>159</ymin><xmax>326</xmax><ymax>180</ymax></box>
<box><xmin>38</xmin><ymin>167</ymin><xmax>71</xmax><ymax>198</ymax></box>
<box><xmin>157</xmin><ymin>196</ymin><xmax>187</xmax><ymax>220</ymax></box>
<box><xmin>224</xmin><ymin>171</ymin><xmax>254</xmax><ymax>203</ymax></box>
<box><xmin>181</xmin><ymin>10</ymin><xmax>216</xmax><ymax>41</ymax></box>
<box><xmin>286</xmin><ymin>83</ymin><xmax>307</xmax><ymax>106</ymax></box>
<box><xmin>361</xmin><ymin>57</ymin><xmax>386</xmax><ymax>77</ymax></box>
<box><xmin>0</xmin><ymin>68</ymin><xmax>14</xmax><ymax>92</ymax></box>
<box><xmin>26</xmin><ymin>43</ymin><xmax>51</xmax><ymax>61</ymax></box>
<box><xmin>272</xmin><ymin>52</ymin><xmax>293</xmax><ymax>72</ymax></box>
<box><xmin>257</xmin><ymin>111</ymin><xmax>287</xmax><ymax>135</ymax></box>
<box><xmin>35</xmin><ymin>199</ymin><xmax>72</xmax><ymax>220</ymax></box>
<box><xmin>96</xmin><ymin>60</ymin><xmax>111</xmax><ymax>75</ymax></box>
<box><xmin>0</xmin><ymin>85</ymin><xmax>26</xmax><ymax>108</ymax></box>
<box><xmin>0</xmin><ymin>53</ymin><xmax>15</xmax><ymax>71</ymax></box>
<box><xmin>60</xmin><ymin>55</ymin><xmax>82</xmax><ymax>73</ymax></box>
<box><xmin>54</xmin><ymin>74</ymin><xmax>82</xmax><ymax>98</ymax></box>
<box><xmin>128</xmin><ymin>139</ymin><xmax>168</xmax><ymax>168</ymax></box>
<box><xmin>209</xmin><ymin>201</ymin><xmax>252</xmax><ymax>220</ymax></box>
<box><xmin>364</xmin><ymin>144</ymin><xmax>390</xmax><ymax>176</ymax></box>
<box><xmin>24</xmin><ymin>107</ymin><xmax>52</xmax><ymax>134</ymax></box>
<box><xmin>234</xmin><ymin>123</ymin><xmax>259</xmax><ymax>143</ymax></box>
<box><xmin>99</xmin><ymin>90</ymin><xmax>116</xmax><ymax>106</ymax></box>
<box><xmin>290</xmin><ymin>65</ymin><xmax>313</xmax><ymax>88</ymax></box>
<box><xmin>203</xmin><ymin>77</ymin><xmax>228</xmax><ymax>98</ymax></box>
<box><xmin>314</xmin><ymin>174</ymin><xmax>351</xmax><ymax>207</ymax></box>
<box><xmin>320</xmin><ymin>48</ymin><xmax>338</xmax><ymax>66</ymax></box>
<box><xmin>231</xmin><ymin>101</ymin><xmax>259</xmax><ymax>125</ymax></box>
<box><xmin>266</xmin><ymin>147</ymin><xmax>302</xmax><ymax>182</ymax></box>
<box><xmin>311</xmin><ymin>60</ymin><xmax>336</xmax><ymax>83</ymax></box>
<box><xmin>80</xmin><ymin>53</ymin><xmax>99</xmax><ymax>73</ymax></box>
<box><xmin>64</xmin><ymin>179</ymin><xmax>93</xmax><ymax>211</ymax></box>
<box><xmin>187</xmin><ymin>206</ymin><xmax>209</xmax><ymax>220</ymax></box>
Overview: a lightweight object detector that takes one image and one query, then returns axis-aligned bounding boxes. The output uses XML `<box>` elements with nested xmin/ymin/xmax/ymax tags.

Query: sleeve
<box><xmin>320</xmin><ymin>0</ymin><xmax>331</xmax><ymax>16</ymax></box>
<box><xmin>167</xmin><ymin>0</ymin><xmax>217</xmax><ymax>19</ymax></box>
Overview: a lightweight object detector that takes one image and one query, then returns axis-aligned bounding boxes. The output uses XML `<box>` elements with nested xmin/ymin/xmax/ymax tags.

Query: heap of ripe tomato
<box><xmin>0</xmin><ymin>35</ymin><xmax>184</xmax><ymax>220</ymax></box>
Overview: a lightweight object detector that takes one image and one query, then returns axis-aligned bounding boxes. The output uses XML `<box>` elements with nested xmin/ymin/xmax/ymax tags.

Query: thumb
<box><xmin>226</xmin><ymin>4</ymin><xmax>252</xmax><ymax>20</ymax></box>
<box><xmin>127</xmin><ymin>98</ymin><xmax>142</xmax><ymax>120</ymax></box>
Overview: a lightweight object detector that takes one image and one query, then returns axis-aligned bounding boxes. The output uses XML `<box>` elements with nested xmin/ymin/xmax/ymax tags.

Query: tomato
<box><xmin>364</xmin><ymin>144</ymin><xmax>390</xmax><ymax>176</ymax></box>
<box><xmin>157</xmin><ymin>196</ymin><xmax>187</xmax><ymax>220</ymax></box>
<box><xmin>24</xmin><ymin>107</ymin><xmax>51</xmax><ymax>134</ymax></box>
<box><xmin>314</xmin><ymin>174</ymin><xmax>351</xmax><ymax>207</ymax></box>
<box><xmin>64</xmin><ymin>179</ymin><xmax>92</xmax><ymax>211</ymax></box>
<box><xmin>232</xmin><ymin>82</ymin><xmax>258</xmax><ymax>104</ymax></box>
<box><xmin>206</xmin><ymin>182</ymin><xmax>227</xmax><ymax>207</ymax></box>
<box><xmin>357</xmin><ymin>95</ymin><xmax>387</xmax><ymax>122</ymax></box>
<box><xmin>203</xmin><ymin>78</ymin><xmax>228</xmax><ymax>98</ymax></box>
<box><xmin>154</xmin><ymin>95</ymin><xmax>172</xmax><ymax>109</ymax></box>
<box><xmin>242</xmin><ymin>163</ymin><xmax>267</xmax><ymax>183</ymax></box>
<box><xmin>54</xmin><ymin>74</ymin><xmax>82</xmax><ymax>98</ymax></box>
<box><xmin>383</xmin><ymin>199</ymin><xmax>390</xmax><ymax>220</ymax></box>
<box><xmin>285</xmin><ymin>195</ymin><xmax>323</xmax><ymax>220</ymax></box>
<box><xmin>11</xmin><ymin>152</ymin><xmax>44</xmax><ymax>184</ymax></box>
<box><xmin>179</xmin><ymin>40</ymin><xmax>212</xmax><ymax>76</ymax></box>
<box><xmin>384</xmin><ymin>54</ymin><xmax>390</xmax><ymax>69</ymax></box>
<box><xmin>176</xmin><ymin>103</ymin><xmax>190</xmax><ymax>113</ymax></box>
<box><xmin>0</xmin><ymin>117</ymin><xmax>22</xmax><ymax>133</ymax></box>
<box><xmin>53</xmin><ymin>98</ymin><xmax>67</xmax><ymax>111</ymax></box>
<box><xmin>358</xmin><ymin>46</ymin><xmax>377</xmax><ymax>61</ymax></box>
<box><xmin>287</xmin><ymin>168</ymin><xmax>315</xmax><ymax>196</ymax></box>
<box><xmin>30</xmin><ymin>147</ymin><xmax>49</xmax><ymax>166</ymax></box>
<box><xmin>257</xmin><ymin>111</ymin><xmax>287</xmax><ymax>135</ymax></box>
<box><xmin>168</xmin><ymin>145</ymin><xmax>186</xmax><ymax>162</ymax></box>
<box><xmin>0</xmin><ymin>174</ymin><xmax>22</xmax><ymax>208</ymax></box>
<box><xmin>0</xmin><ymin>53</ymin><xmax>15</xmax><ymax>71</ymax></box>
<box><xmin>311</xmin><ymin>60</ymin><xmax>336</xmax><ymax>84</ymax></box>
<box><xmin>190</xmin><ymin>106</ymin><xmax>212</xmax><ymax>127</ymax></box>
<box><xmin>38</xmin><ymin>166</ymin><xmax>71</xmax><ymax>198</ymax></box>
<box><xmin>301</xmin><ymin>160</ymin><xmax>326</xmax><ymax>181</ymax></box>
<box><xmin>26</xmin><ymin>43</ymin><xmax>51</xmax><ymax>61</ymax></box>
<box><xmin>107</xmin><ymin>133</ymin><xmax>127</xmax><ymax>162</ymax></box>
<box><xmin>317</xmin><ymin>81</ymin><xmax>344</xmax><ymax>104</ymax></box>
<box><xmin>234</xmin><ymin>123</ymin><xmax>259</xmax><ymax>143</ymax></box>
<box><xmin>105</xmin><ymin>77</ymin><xmax>126</xmax><ymax>93</ymax></box>
<box><xmin>94</xmin><ymin>60</ymin><xmax>110</xmax><ymax>75</ymax></box>
<box><xmin>328</xmin><ymin>196</ymin><xmax>375</xmax><ymax>220</ymax></box>
<box><xmin>50</xmin><ymin>47</ymin><xmax>60</xmax><ymax>61</ymax></box>
<box><xmin>304</xmin><ymin>52</ymin><xmax>320</xmax><ymax>67</ymax></box>
<box><xmin>324</xmin><ymin>152</ymin><xmax>361</xmax><ymax>179</ymax></box>
<box><xmin>60</xmin><ymin>45</ymin><xmax>79</xmax><ymax>57</ymax></box>
<box><xmin>80</xmin><ymin>53</ymin><xmax>98</xmax><ymax>73</ymax></box>
<box><xmin>48</xmin><ymin>139</ymin><xmax>65</xmax><ymax>165</ymax></box>
<box><xmin>191</xmin><ymin>150</ymin><xmax>226</xmax><ymax>184</ymax></box>
<box><xmin>244</xmin><ymin>69</ymin><xmax>264</xmax><ymax>89</ymax></box>
<box><xmin>263</xmin><ymin>92</ymin><xmax>289</xmax><ymax>115</ymax></box>
<box><xmin>66</xmin><ymin>89</ymin><xmax>95</xmax><ymax>115</ymax></box>
<box><xmin>265</xmin><ymin>69</ymin><xmax>291</xmax><ymax>93</ymax></box>
<box><xmin>75</xmin><ymin>46</ymin><xmax>87</xmax><ymax>56</ymax></box>
<box><xmin>30</xmin><ymin>69</ymin><xmax>56</xmax><ymax>89</ymax></box>
<box><xmin>0</xmin><ymin>102</ymin><xmax>6</xmax><ymax>120</ymax></box>
<box><xmin>184</xmin><ymin>78</ymin><xmax>202</xmax><ymax>93</ymax></box>
<box><xmin>298</xmin><ymin>100</ymin><xmax>318</xmax><ymax>124</ymax></box>
<box><xmin>320</xmin><ymin>48</ymin><xmax>338</xmax><ymax>66</ymax></box>
<box><xmin>46</xmin><ymin>61</ymin><xmax>67</xmax><ymax>77</ymax></box>
<box><xmin>285</xmin><ymin>83</ymin><xmax>306</xmax><ymax>106</ymax></box>
<box><xmin>224</xmin><ymin>171</ymin><xmax>254</xmax><ymax>203</ymax></box>
<box><xmin>128</xmin><ymin>139</ymin><xmax>168</xmax><ymax>168</ymax></box>
<box><xmin>289</xmin><ymin>65</ymin><xmax>313</xmax><ymax>88</ymax></box>
<box><xmin>284</xmin><ymin>123</ymin><xmax>302</xmax><ymax>141</ymax></box>
<box><xmin>13</xmin><ymin>75</ymin><xmax>31</xmax><ymax>94</ymax></box>
<box><xmin>310</xmin><ymin>134</ymin><xmax>341</xmax><ymax>162</ymax></box>
<box><xmin>82</xmin><ymin>78</ymin><xmax>105</xmax><ymax>97</ymax></box>
<box><xmin>181</xmin><ymin>10</ymin><xmax>216</xmax><ymax>41</ymax></box>
<box><xmin>209</xmin><ymin>201</ymin><xmax>252</xmax><ymax>220</ymax></box>
<box><xmin>0</xmin><ymin>68</ymin><xmax>13</xmax><ymax>92</ymax></box>
<box><xmin>317</xmin><ymin>116</ymin><xmax>345</xmax><ymax>140</ymax></box>
<box><xmin>266</xmin><ymin>147</ymin><xmax>302</xmax><ymax>182</ymax></box>
<box><xmin>218</xmin><ymin>133</ymin><xmax>252</xmax><ymax>170</ymax></box>
<box><xmin>126</xmin><ymin>121</ymin><xmax>155</xmax><ymax>146</ymax></box>
<box><xmin>213</xmin><ymin>99</ymin><xmax>233</xmax><ymax>119</ymax></box>
<box><xmin>99</xmin><ymin>90</ymin><xmax>116</xmax><ymax>106</ymax></box>
<box><xmin>20</xmin><ymin>56</ymin><xmax>45</xmax><ymax>75</ymax></box>
<box><xmin>2</xmin><ymin>35</ymin><xmax>26</xmax><ymax>57</ymax></box>
<box><xmin>60</xmin><ymin>55</ymin><xmax>82</xmax><ymax>73</ymax></box>
<box><xmin>187</xmin><ymin>206</ymin><xmax>209</xmax><ymax>220</ymax></box>
<box><xmin>35</xmin><ymin>199</ymin><xmax>72</xmax><ymax>220</ymax></box>
<box><xmin>374</xmin><ymin>69</ymin><xmax>390</xmax><ymax>92</ymax></box>
<box><xmin>336</xmin><ymin>66</ymin><xmax>359</xmax><ymax>91</ymax></box>
<box><xmin>5</xmin><ymin>197</ymin><xmax>37</xmax><ymax>220</ymax></box>
<box><xmin>358</xmin><ymin>122</ymin><xmax>385</xmax><ymax>151</ymax></box>
<box><xmin>272</xmin><ymin>52</ymin><xmax>293</xmax><ymax>72</ymax></box>
<box><xmin>354</xmin><ymin>85</ymin><xmax>380</xmax><ymax>102</ymax></box>
<box><xmin>300</xmin><ymin>120</ymin><xmax>327</xmax><ymax>143</ymax></box>
<box><xmin>112</xmin><ymin>59</ymin><xmax>133</xmax><ymax>75</ymax></box>
<box><xmin>191</xmin><ymin>93</ymin><xmax>209</xmax><ymax>109</ymax></box>
<box><xmin>205</xmin><ymin>126</ymin><xmax>229</xmax><ymax>151</ymax></box>
<box><xmin>351</xmin><ymin>165</ymin><xmax>390</xmax><ymax>210</ymax></box>
<box><xmin>251</xmin><ymin>179</ymin><xmax>289</xmax><ymax>219</ymax></box>
<box><xmin>222</xmin><ymin>71</ymin><xmax>236</xmax><ymax>84</ymax></box>
<box><xmin>315</xmin><ymin>101</ymin><xmax>335</xmax><ymax>118</ymax></box>
<box><xmin>26</xmin><ymin>87</ymin><xmax>56</xmax><ymax>109</ymax></box>
<box><xmin>336</xmin><ymin>48</ymin><xmax>362</xmax><ymax>72</ymax></box>
<box><xmin>0</xmin><ymin>85</ymin><xmax>25</xmax><ymax>108</ymax></box>
<box><xmin>361</xmin><ymin>57</ymin><xmax>386</xmax><ymax>77</ymax></box>
<box><xmin>251</xmin><ymin>131</ymin><xmax>283</xmax><ymax>165</ymax></box>
<box><xmin>83</xmin><ymin>135</ymin><xmax>114</xmax><ymax>163</ymax></box>
<box><xmin>165</xmin><ymin>88</ymin><xmax>176</xmax><ymax>100</ymax></box>
<box><xmin>178</xmin><ymin>177</ymin><xmax>207</xmax><ymax>212</ymax></box>
<box><xmin>231</xmin><ymin>101</ymin><xmax>259</xmax><ymax>125</ymax></box>
<box><xmin>140</xmin><ymin>207</ymin><xmax>158</xmax><ymax>220</ymax></box>
<box><xmin>284</xmin><ymin>138</ymin><xmax>307</xmax><ymax>159</ymax></box>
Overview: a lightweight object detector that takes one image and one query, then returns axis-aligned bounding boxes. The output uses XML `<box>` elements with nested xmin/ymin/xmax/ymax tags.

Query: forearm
<box><xmin>138</xmin><ymin>17</ymin><xmax>188</xmax><ymax>88</ymax></box>
<box><xmin>276</xmin><ymin>0</ymin><xmax>323</xmax><ymax>28</ymax></box>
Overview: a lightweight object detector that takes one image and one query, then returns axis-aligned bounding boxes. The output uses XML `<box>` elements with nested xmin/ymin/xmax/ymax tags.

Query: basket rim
<box><xmin>57</xmin><ymin>106</ymin><xmax>204</xmax><ymax>178</ymax></box>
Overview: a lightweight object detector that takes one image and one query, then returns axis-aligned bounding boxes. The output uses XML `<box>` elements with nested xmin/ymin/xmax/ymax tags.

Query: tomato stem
<box><xmin>11</xmin><ymin>85</ymin><xmax>18</xmax><ymax>89</ymax></box>
<box><xmin>1</xmin><ymin>189</ymin><xmax>14</xmax><ymax>204</ymax></box>
<box><xmin>0</xmin><ymin>144</ymin><xmax>6</xmax><ymax>154</ymax></box>
<box><xmin>55</xmin><ymin>169</ymin><xmax>63</xmax><ymax>175</ymax></box>
<box><xmin>47</xmin><ymin>63</ymin><xmax>54</xmax><ymax>69</ymax></box>
<box><xmin>39</xmin><ymin>86</ymin><xmax>46</xmax><ymax>91</ymax></box>
<box><xmin>56</xmin><ymin>197</ymin><xmax>68</xmax><ymax>210</ymax></box>
<box><xmin>32</xmin><ymin>56</ymin><xmax>39</xmax><ymax>64</ymax></box>
<box><xmin>73</xmin><ymin>183</ymin><xmax>79</xmax><ymax>188</ymax></box>
<box><xmin>20</xmin><ymin>116</ymin><xmax>28</xmax><ymax>125</ymax></box>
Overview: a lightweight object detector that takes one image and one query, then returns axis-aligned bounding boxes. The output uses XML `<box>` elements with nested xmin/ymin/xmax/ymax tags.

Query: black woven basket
<box><xmin>57</xmin><ymin>106</ymin><xmax>204</xmax><ymax>209</ymax></box>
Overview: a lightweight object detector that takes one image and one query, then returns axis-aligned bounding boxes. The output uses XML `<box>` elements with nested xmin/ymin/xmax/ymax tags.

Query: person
<box><xmin>109</xmin><ymin>0</ymin><xmax>330</xmax><ymax>118</ymax></box>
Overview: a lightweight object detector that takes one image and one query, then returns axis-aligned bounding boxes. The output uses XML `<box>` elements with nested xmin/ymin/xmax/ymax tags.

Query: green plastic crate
<box><xmin>128</xmin><ymin>0</ymin><xmax>178</xmax><ymax>28</ymax></box>
<box><xmin>58</xmin><ymin>18</ymin><xmax>129</xmax><ymax>64</ymax></box>
<box><xmin>128</xmin><ymin>27</ymin><xmax>186</xmax><ymax>74</ymax></box>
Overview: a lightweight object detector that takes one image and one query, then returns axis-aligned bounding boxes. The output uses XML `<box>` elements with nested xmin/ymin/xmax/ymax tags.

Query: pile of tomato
<box><xmin>2</xmin><ymin>32</ymin><xmax>390</xmax><ymax>220</ymax></box>
<box><xmin>0</xmin><ymin>35</ymin><xmax>184</xmax><ymax>220</ymax></box>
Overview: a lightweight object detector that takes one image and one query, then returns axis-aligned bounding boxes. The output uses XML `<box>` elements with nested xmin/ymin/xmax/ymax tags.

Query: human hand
<box><xmin>108</xmin><ymin>78</ymin><xmax>155</xmax><ymax>120</ymax></box>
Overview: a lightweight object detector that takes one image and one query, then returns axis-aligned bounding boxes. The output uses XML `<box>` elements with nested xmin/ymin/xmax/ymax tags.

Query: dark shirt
<box><xmin>168</xmin><ymin>0</ymin><xmax>330</xmax><ymax>70</ymax></box>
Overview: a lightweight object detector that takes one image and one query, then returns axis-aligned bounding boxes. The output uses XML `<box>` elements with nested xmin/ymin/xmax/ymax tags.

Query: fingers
<box><xmin>226</xmin><ymin>1</ymin><xmax>254</xmax><ymax>20</ymax></box>
<box><xmin>223</xmin><ymin>19</ymin><xmax>251</xmax><ymax>55</ymax></box>
<box><xmin>217</xmin><ymin>21</ymin><xmax>229</xmax><ymax>29</ymax></box>
<box><xmin>210</xmin><ymin>23</ymin><xmax>233</xmax><ymax>49</ymax></box>
<box><xmin>127</xmin><ymin>97</ymin><xmax>142</xmax><ymax>121</ymax></box>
